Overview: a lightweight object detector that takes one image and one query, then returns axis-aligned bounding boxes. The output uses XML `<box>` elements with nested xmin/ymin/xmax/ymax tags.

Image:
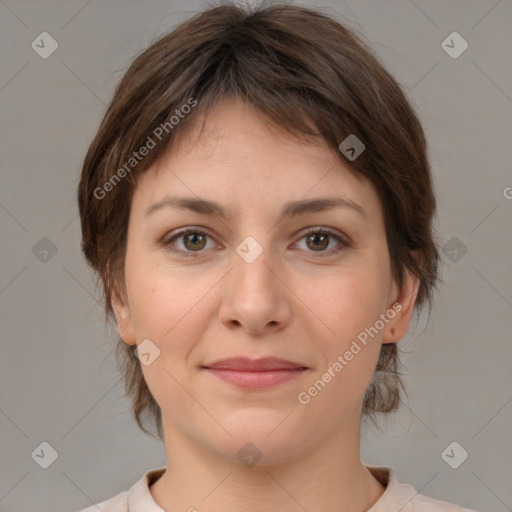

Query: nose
<box><xmin>218</xmin><ymin>239</ymin><xmax>292</xmax><ymax>336</ymax></box>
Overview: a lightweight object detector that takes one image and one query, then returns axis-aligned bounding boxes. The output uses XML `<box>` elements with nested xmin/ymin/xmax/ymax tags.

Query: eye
<box><xmin>293</xmin><ymin>227</ymin><xmax>348</xmax><ymax>257</ymax></box>
<box><xmin>161</xmin><ymin>226</ymin><xmax>349</xmax><ymax>258</ymax></box>
<box><xmin>162</xmin><ymin>228</ymin><xmax>218</xmax><ymax>257</ymax></box>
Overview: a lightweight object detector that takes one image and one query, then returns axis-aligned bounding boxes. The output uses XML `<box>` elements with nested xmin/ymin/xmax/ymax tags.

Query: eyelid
<box><xmin>291</xmin><ymin>226</ymin><xmax>349</xmax><ymax>256</ymax></box>
<box><xmin>161</xmin><ymin>225</ymin><xmax>349</xmax><ymax>257</ymax></box>
<box><xmin>295</xmin><ymin>226</ymin><xmax>349</xmax><ymax>244</ymax></box>
<box><xmin>161</xmin><ymin>226</ymin><xmax>220</xmax><ymax>256</ymax></box>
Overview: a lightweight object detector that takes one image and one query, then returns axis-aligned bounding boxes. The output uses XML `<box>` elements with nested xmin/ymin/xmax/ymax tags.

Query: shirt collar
<box><xmin>127</xmin><ymin>466</ymin><xmax>167</xmax><ymax>511</ymax></box>
<box><xmin>365</xmin><ymin>464</ymin><xmax>418</xmax><ymax>511</ymax></box>
<box><xmin>127</xmin><ymin>464</ymin><xmax>418</xmax><ymax>512</ymax></box>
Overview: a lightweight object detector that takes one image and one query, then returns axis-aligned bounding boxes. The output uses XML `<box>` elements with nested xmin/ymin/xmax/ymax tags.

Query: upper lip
<box><xmin>202</xmin><ymin>357</ymin><xmax>308</xmax><ymax>371</ymax></box>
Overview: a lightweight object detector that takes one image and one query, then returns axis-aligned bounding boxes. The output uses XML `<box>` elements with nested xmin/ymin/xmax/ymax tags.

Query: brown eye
<box><xmin>162</xmin><ymin>226</ymin><xmax>348</xmax><ymax>259</ymax></box>
<box><xmin>294</xmin><ymin>227</ymin><xmax>348</xmax><ymax>257</ymax></box>
<box><xmin>163</xmin><ymin>228</ymin><xmax>216</xmax><ymax>257</ymax></box>
<box><xmin>305</xmin><ymin>232</ymin><xmax>330</xmax><ymax>251</ymax></box>
<box><xmin>182</xmin><ymin>232</ymin><xmax>207</xmax><ymax>251</ymax></box>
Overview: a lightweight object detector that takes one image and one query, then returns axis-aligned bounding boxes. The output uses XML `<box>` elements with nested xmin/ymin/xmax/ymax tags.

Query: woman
<box><xmin>76</xmin><ymin>3</ymin><xmax>476</xmax><ymax>511</ymax></box>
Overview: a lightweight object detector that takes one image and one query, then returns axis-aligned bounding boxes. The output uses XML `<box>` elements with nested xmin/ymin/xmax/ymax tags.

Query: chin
<box><xmin>202</xmin><ymin>414</ymin><xmax>311</xmax><ymax>466</ymax></box>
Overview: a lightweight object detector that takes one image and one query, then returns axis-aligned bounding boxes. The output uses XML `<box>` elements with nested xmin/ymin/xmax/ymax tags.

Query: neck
<box><xmin>150</xmin><ymin>420</ymin><xmax>385</xmax><ymax>512</ymax></box>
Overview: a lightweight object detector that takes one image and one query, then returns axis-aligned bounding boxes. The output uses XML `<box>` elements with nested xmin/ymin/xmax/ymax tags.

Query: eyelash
<box><xmin>161</xmin><ymin>227</ymin><xmax>349</xmax><ymax>259</ymax></box>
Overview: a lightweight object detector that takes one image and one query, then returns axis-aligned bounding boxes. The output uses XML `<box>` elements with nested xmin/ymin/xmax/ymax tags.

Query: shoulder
<box><xmin>365</xmin><ymin>465</ymin><xmax>477</xmax><ymax>512</ymax></box>
<box><xmin>411</xmin><ymin>492</ymin><xmax>477</xmax><ymax>511</ymax></box>
<box><xmin>74</xmin><ymin>489</ymin><xmax>128</xmax><ymax>512</ymax></box>
<box><xmin>71</xmin><ymin>466</ymin><xmax>166</xmax><ymax>512</ymax></box>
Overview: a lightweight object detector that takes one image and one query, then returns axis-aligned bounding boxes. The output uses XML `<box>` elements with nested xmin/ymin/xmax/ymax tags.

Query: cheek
<box><xmin>303</xmin><ymin>264</ymin><xmax>387</xmax><ymax>346</ymax></box>
<box><xmin>301</xmin><ymin>269</ymin><xmax>388</xmax><ymax>409</ymax></box>
<box><xmin>304</xmin><ymin>272</ymin><xmax>386</xmax><ymax>400</ymax></box>
<box><xmin>125</xmin><ymin>257</ymin><xmax>216</xmax><ymax>349</ymax></box>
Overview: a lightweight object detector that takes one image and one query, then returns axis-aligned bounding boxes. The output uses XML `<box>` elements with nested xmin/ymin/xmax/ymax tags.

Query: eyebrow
<box><xmin>144</xmin><ymin>195</ymin><xmax>366</xmax><ymax>220</ymax></box>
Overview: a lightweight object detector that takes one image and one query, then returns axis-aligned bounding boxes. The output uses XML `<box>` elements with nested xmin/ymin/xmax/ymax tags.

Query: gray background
<box><xmin>1</xmin><ymin>1</ymin><xmax>511</xmax><ymax>511</ymax></box>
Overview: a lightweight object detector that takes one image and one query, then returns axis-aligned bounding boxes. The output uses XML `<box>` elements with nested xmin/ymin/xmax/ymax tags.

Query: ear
<box><xmin>111</xmin><ymin>287</ymin><xmax>136</xmax><ymax>346</ymax></box>
<box><xmin>382</xmin><ymin>265</ymin><xmax>421</xmax><ymax>344</ymax></box>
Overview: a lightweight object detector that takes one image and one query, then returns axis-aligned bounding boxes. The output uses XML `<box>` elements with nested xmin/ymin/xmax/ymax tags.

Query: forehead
<box><xmin>131</xmin><ymin>98</ymin><xmax>382</xmax><ymax>223</ymax></box>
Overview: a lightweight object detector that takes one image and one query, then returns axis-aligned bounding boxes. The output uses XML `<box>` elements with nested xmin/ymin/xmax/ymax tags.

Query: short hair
<box><xmin>78</xmin><ymin>2</ymin><xmax>442</xmax><ymax>440</ymax></box>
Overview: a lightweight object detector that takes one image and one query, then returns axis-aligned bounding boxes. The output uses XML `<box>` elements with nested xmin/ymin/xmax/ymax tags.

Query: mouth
<box><xmin>201</xmin><ymin>357</ymin><xmax>309</xmax><ymax>390</ymax></box>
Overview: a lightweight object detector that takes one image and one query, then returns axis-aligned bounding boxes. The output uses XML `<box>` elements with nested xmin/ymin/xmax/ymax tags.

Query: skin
<box><xmin>112</xmin><ymin>97</ymin><xmax>420</xmax><ymax>512</ymax></box>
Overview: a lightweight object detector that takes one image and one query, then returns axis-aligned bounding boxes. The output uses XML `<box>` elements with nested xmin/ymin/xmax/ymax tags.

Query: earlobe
<box><xmin>111</xmin><ymin>289</ymin><xmax>136</xmax><ymax>346</ymax></box>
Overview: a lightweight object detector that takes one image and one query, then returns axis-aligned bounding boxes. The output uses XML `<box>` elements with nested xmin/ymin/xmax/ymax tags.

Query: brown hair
<box><xmin>78</xmin><ymin>1</ymin><xmax>442</xmax><ymax>440</ymax></box>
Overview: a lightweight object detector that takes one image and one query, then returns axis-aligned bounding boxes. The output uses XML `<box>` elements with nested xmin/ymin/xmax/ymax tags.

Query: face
<box><xmin>112</xmin><ymin>98</ymin><xmax>419</xmax><ymax>465</ymax></box>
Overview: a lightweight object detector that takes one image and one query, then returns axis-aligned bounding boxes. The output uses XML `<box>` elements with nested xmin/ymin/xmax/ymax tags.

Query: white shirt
<box><xmin>76</xmin><ymin>464</ymin><xmax>477</xmax><ymax>511</ymax></box>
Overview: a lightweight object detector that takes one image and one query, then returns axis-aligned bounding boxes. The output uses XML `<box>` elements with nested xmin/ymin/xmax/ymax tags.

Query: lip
<box><xmin>203</xmin><ymin>357</ymin><xmax>307</xmax><ymax>371</ymax></box>
<box><xmin>201</xmin><ymin>357</ymin><xmax>309</xmax><ymax>390</ymax></box>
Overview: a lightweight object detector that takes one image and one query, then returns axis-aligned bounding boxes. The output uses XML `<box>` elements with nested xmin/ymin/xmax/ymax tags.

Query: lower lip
<box><xmin>204</xmin><ymin>368</ymin><xmax>307</xmax><ymax>389</ymax></box>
